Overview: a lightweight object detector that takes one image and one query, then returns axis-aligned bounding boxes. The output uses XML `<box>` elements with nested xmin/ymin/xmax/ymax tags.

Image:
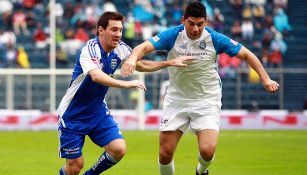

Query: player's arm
<box><xmin>88</xmin><ymin>68</ymin><xmax>146</xmax><ymax>90</ymax></box>
<box><xmin>135</xmin><ymin>56</ymin><xmax>195</xmax><ymax>72</ymax></box>
<box><xmin>121</xmin><ymin>41</ymin><xmax>155</xmax><ymax>76</ymax></box>
<box><xmin>236</xmin><ymin>46</ymin><xmax>279</xmax><ymax>93</ymax></box>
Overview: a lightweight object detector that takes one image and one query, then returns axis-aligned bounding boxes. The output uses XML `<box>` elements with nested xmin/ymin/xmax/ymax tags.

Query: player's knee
<box><xmin>109</xmin><ymin>143</ymin><xmax>126</xmax><ymax>160</ymax></box>
<box><xmin>199</xmin><ymin>143</ymin><xmax>216</xmax><ymax>161</ymax></box>
<box><xmin>159</xmin><ymin>146</ymin><xmax>174</xmax><ymax>163</ymax></box>
<box><xmin>66</xmin><ymin>159</ymin><xmax>84</xmax><ymax>175</ymax></box>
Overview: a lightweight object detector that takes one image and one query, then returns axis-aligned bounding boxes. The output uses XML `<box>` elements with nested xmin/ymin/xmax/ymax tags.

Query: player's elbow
<box><xmin>90</xmin><ymin>72</ymin><xmax>100</xmax><ymax>83</ymax></box>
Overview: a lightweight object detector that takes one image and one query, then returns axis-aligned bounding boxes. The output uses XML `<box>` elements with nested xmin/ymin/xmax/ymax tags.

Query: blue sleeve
<box><xmin>206</xmin><ymin>27</ymin><xmax>242</xmax><ymax>57</ymax></box>
<box><xmin>149</xmin><ymin>25</ymin><xmax>184</xmax><ymax>51</ymax></box>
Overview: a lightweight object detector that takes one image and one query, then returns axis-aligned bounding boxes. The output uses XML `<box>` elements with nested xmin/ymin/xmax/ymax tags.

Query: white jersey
<box><xmin>149</xmin><ymin>25</ymin><xmax>241</xmax><ymax>106</ymax></box>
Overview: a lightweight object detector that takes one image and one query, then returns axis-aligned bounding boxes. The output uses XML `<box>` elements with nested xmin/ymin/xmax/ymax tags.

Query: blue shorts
<box><xmin>58</xmin><ymin>114</ymin><xmax>123</xmax><ymax>159</ymax></box>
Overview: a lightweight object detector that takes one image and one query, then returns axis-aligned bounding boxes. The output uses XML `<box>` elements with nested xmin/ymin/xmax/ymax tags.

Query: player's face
<box><xmin>99</xmin><ymin>20</ymin><xmax>123</xmax><ymax>51</ymax></box>
<box><xmin>182</xmin><ymin>17</ymin><xmax>206</xmax><ymax>40</ymax></box>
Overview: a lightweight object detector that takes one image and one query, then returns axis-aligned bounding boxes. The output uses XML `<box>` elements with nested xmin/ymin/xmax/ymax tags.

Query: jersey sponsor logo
<box><xmin>230</xmin><ymin>39</ymin><xmax>238</xmax><ymax>45</ymax></box>
<box><xmin>63</xmin><ymin>147</ymin><xmax>80</xmax><ymax>155</ymax></box>
<box><xmin>178</xmin><ymin>52</ymin><xmax>208</xmax><ymax>56</ymax></box>
<box><xmin>199</xmin><ymin>40</ymin><xmax>207</xmax><ymax>49</ymax></box>
<box><xmin>152</xmin><ymin>36</ymin><xmax>160</xmax><ymax>42</ymax></box>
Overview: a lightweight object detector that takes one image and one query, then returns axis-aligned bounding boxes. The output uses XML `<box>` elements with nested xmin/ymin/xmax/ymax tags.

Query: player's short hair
<box><xmin>96</xmin><ymin>11</ymin><xmax>124</xmax><ymax>35</ymax></box>
<box><xmin>184</xmin><ymin>2</ymin><xmax>207</xmax><ymax>19</ymax></box>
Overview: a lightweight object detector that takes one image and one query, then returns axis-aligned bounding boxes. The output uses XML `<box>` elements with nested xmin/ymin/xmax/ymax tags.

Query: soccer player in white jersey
<box><xmin>121</xmin><ymin>2</ymin><xmax>279</xmax><ymax>175</ymax></box>
<box><xmin>57</xmin><ymin>12</ymin><xmax>193</xmax><ymax>175</ymax></box>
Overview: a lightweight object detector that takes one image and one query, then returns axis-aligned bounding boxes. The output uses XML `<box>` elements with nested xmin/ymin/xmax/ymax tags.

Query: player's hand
<box><xmin>126</xmin><ymin>80</ymin><xmax>147</xmax><ymax>91</ymax></box>
<box><xmin>121</xmin><ymin>56</ymin><xmax>137</xmax><ymax>77</ymax></box>
<box><xmin>169</xmin><ymin>56</ymin><xmax>196</xmax><ymax>67</ymax></box>
<box><xmin>262</xmin><ymin>79</ymin><xmax>279</xmax><ymax>93</ymax></box>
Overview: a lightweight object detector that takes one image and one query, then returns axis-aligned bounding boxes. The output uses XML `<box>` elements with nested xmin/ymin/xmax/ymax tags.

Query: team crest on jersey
<box><xmin>110</xmin><ymin>58</ymin><xmax>118</xmax><ymax>70</ymax></box>
<box><xmin>199</xmin><ymin>40</ymin><xmax>206</xmax><ymax>49</ymax></box>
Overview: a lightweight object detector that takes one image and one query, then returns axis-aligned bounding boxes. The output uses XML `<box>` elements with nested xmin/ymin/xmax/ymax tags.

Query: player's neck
<box><xmin>99</xmin><ymin>37</ymin><xmax>113</xmax><ymax>53</ymax></box>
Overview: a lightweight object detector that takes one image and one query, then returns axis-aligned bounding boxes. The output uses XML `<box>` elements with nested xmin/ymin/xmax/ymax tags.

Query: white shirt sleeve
<box><xmin>79</xmin><ymin>42</ymin><xmax>101</xmax><ymax>75</ymax></box>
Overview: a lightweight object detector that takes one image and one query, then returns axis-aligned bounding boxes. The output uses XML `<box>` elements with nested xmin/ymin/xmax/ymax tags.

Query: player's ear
<box><xmin>181</xmin><ymin>16</ymin><xmax>185</xmax><ymax>24</ymax></box>
<box><xmin>98</xmin><ymin>26</ymin><xmax>104</xmax><ymax>35</ymax></box>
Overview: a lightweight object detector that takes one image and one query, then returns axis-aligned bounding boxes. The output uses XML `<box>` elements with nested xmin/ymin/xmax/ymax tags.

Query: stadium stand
<box><xmin>0</xmin><ymin>0</ymin><xmax>306</xmax><ymax>111</ymax></box>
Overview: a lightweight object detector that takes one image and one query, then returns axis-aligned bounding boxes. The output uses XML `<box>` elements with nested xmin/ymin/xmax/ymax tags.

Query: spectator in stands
<box><xmin>252</xmin><ymin>4</ymin><xmax>265</xmax><ymax>28</ymax></box>
<box><xmin>229</xmin><ymin>0</ymin><xmax>243</xmax><ymax>20</ymax></box>
<box><xmin>23</xmin><ymin>0</ymin><xmax>36</xmax><ymax>10</ymax></box>
<box><xmin>60</xmin><ymin>28</ymin><xmax>83</xmax><ymax>55</ymax></box>
<box><xmin>270</xmin><ymin>32</ymin><xmax>287</xmax><ymax>55</ymax></box>
<box><xmin>5</xmin><ymin>44</ymin><xmax>17</xmax><ymax>68</ymax></box>
<box><xmin>241</xmin><ymin>18</ymin><xmax>254</xmax><ymax>41</ymax></box>
<box><xmin>33</xmin><ymin>22</ymin><xmax>49</xmax><ymax>49</ymax></box>
<box><xmin>56</xmin><ymin>46</ymin><xmax>68</xmax><ymax>68</ymax></box>
<box><xmin>12</xmin><ymin>9</ymin><xmax>30</xmax><ymax>35</ymax></box>
<box><xmin>63</xmin><ymin>1</ymin><xmax>75</xmax><ymax>19</ymax></box>
<box><xmin>231</xmin><ymin>20</ymin><xmax>242</xmax><ymax>41</ymax></box>
<box><xmin>269</xmin><ymin>48</ymin><xmax>282</xmax><ymax>67</ymax></box>
<box><xmin>25</xmin><ymin>11</ymin><xmax>36</xmax><ymax>31</ymax></box>
<box><xmin>262</xmin><ymin>27</ymin><xmax>275</xmax><ymax>50</ymax></box>
<box><xmin>273</xmin><ymin>8</ymin><xmax>291</xmax><ymax>35</ymax></box>
<box><xmin>0</xmin><ymin>30</ymin><xmax>16</xmax><ymax>48</ymax></box>
<box><xmin>242</xmin><ymin>4</ymin><xmax>253</xmax><ymax>19</ymax></box>
<box><xmin>200</xmin><ymin>0</ymin><xmax>212</xmax><ymax>21</ymax></box>
<box><xmin>261</xmin><ymin>48</ymin><xmax>270</xmax><ymax>68</ymax></box>
<box><xmin>103</xmin><ymin>0</ymin><xmax>117</xmax><ymax>12</ymax></box>
<box><xmin>274</xmin><ymin>0</ymin><xmax>288</xmax><ymax>9</ymax></box>
<box><xmin>0</xmin><ymin>0</ymin><xmax>13</xmax><ymax>15</ymax></box>
<box><xmin>55</xmin><ymin>2</ymin><xmax>64</xmax><ymax>26</ymax></box>
<box><xmin>74</xmin><ymin>27</ymin><xmax>89</xmax><ymax>42</ymax></box>
<box><xmin>16</xmin><ymin>46</ymin><xmax>30</xmax><ymax>68</ymax></box>
<box><xmin>218</xmin><ymin>53</ymin><xmax>242</xmax><ymax>78</ymax></box>
<box><xmin>123</xmin><ymin>13</ymin><xmax>136</xmax><ymax>47</ymax></box>
<box><xmin>170</xmin><ymin>2</ymin><xmax>183</xmax><ymax>25</ymax></box>
<box><xmin>212</xmin><ymin>8</ymin><xmax>224</xmax><ymax>32</ymax></box>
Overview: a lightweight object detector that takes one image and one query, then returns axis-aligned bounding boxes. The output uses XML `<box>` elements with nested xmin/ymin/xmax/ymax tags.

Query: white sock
<box><xmin>159</xmin><ymin>159</ymin><xmax>174</xmax><ymax>175</ymax></box>
<box><xmin>196</xmin><ymin>154</ymin><xmax>215</xmax><ymax>174</ymax></box>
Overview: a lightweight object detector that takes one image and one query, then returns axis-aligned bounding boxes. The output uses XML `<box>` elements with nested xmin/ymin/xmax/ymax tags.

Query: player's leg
<box><xmin>83</xmin><ymin>115</ymin><xmax>125</xmax><ymax>175</ymax></box>
<box><xmin>195</xmin><ymin>129</ymin><xmax>219</xmax><ymax>175</ymax></box>
<box><xmin>58</xmin><ymin>128</ymin><xmax>86</xmax><ymax>175</ymax></box>
<box><xmin>59</xmin><ymin>157</ymin><xmax>84</xmax><ymax>175</ymax></box>
<box><xmin>159</xmin><ymin>130</ymin><xmax>183</xmax><ymax>175</ymax></box>
<box><xmin>159</xmin><ymin>97</ymin><xmax>190</xmax><ymax>175</ymax></box>
<box><xmin>83</xmin><ymin>138</ymin><xmax>126</xmax><ymax>175</ymax></box>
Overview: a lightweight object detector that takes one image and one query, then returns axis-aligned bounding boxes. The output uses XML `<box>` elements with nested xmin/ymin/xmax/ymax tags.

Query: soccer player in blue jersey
<box><xmin>121</xmin><ymin>2</ymin><xmax>279</xmax><ymax>175</ymax></box>
<box><xmin>57</xmin><ymin>12</ymin><xmax>194</xmax><ymax>175</ymax></box>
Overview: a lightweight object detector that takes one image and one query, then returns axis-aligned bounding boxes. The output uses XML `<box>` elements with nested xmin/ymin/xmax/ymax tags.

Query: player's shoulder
<box><xmin>113</xmin><ymin>40</ymin><xmax>132</xmax><ymax>59</ymax></box>
<box><xmin>161</xmin><ymin>24</ymin><xmax>184</xmax><ymax>36</ymax></box>
<box><xmin>81</xmin><ymin>38</ymin><xmax>100</xmax><ymax>53</ymax></box>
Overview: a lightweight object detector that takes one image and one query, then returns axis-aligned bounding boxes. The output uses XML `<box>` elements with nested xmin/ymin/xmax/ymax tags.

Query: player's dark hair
<box><xmin>184</xmin><ymin>2</ymin><xmax>207</xmax><ymax>19</ymax></box>
<box><xmin>96</xmin><ymin>11</ymin><xmax>124</xmax><ymax>35</ymax></box>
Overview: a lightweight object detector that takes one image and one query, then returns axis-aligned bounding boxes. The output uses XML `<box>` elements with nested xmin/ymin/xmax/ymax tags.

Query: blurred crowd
<box><xmin>0</xmin><ymin>0</ymin><xmax>290</xmax><ymax>73</ymax></box>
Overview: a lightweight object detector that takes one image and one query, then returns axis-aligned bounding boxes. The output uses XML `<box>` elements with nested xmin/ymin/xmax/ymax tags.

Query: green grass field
<box><xmin>0</xmin><ymin>130</ymin><xmax>307</xmax><ymax>175</ymax></box>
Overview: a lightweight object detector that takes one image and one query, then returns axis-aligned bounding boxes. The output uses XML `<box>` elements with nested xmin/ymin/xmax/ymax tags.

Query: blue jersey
<box><xmin>149</xmin><ymin>25</ymin><xmax>241</xmax><ymax>105</ymax></box>
<box><xmin>57</xmin><ymin>37</ymin><xmax>131</xmax><ymax>127</ymax></box>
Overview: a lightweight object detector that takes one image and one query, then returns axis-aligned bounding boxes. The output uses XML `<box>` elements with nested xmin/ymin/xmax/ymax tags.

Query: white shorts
<box><xmin>160</xmin><ymin>98</ymin><xmax>221</xmax><ymax>133</ymax></box>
